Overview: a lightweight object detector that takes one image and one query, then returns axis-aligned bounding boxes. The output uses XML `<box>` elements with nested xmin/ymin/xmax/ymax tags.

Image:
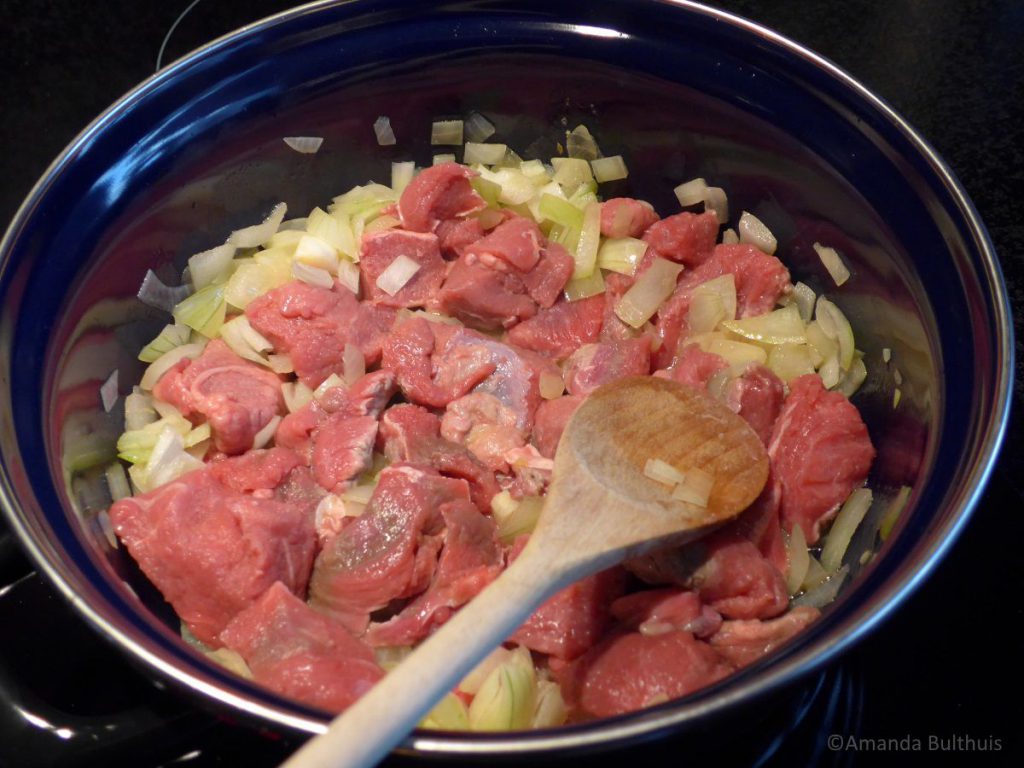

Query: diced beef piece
<box><xmin>768</xmin><ymin>374</ymin><xmax>875</xmax><ymax>544</ymax></box>
<box><xmin>654</xmin><ymin>243</ymin><xmax>791</xmax><ymax>368</ymax></box>
<box><xmin>366</xmin><ymin>500</ymin><xmax>503</xmax><ymax>646</ymax></box>
<box><xmin>609</xmin><ymin>589</ymin><xmax>722</xmax><ymax>639</ymax></box>
<box><xmin>641</xmin><ymin>211</ymin><xmax>719</xmax><ymax>268</ymax></box>
<box><xmin>246</xmin><ymin>280</ymin><xmax>396</xmax><ymax>388</ymax></box>
<box><xmin>153</xmin><ymin>339</ymin><xmax>282</xmax><ymax>455</ymax></box>
<box><xmin>398</xmin><ymin>162</ymin><xmax>486</xmax><ymax>232</ymax></box>
<box><xmin>312</xmin><ymin>414</ymin><xmax>378</xmax><ymax>492</ymax></box>
<box><xmin>436</xmin><ymin>216</ymin><xmax>485</xmax><ymax>259</ymax></box>
<box><xmin>109</xmin><ymin>467</ymin><xmax>316</xmax><ymax>646</ymax></box>
<box><xmin>531</xmin><ymin>395</ymin><xmax>584</xmax><ymax>459</ymax></box>
<box><xmin>555</xmin><ymin>630</ymin><xmax>733</xmax><ymax>718</ymax></box>
<box><xmin>521</xmin><ymin>244</ymin><xmax>574</xmax><ymax>308</ymax></box>
<box><xmin>436</xmin><ymin>254</ymin><xmax>537</xmax><ymax>330</ymax></box>
<box><xmin>220</xmin><ymin>582</ymin><xmax>384</xmax><ymax>713</ymax></box>
<box><xmin>275</xmin><ymin>400</ymin><xmax>326</xmax><ymax>462</ymax></box>
<box><xmin>464</xmin><ymin>216</ymin><xmax>543</xmax><ymax>273</ymax></box>
<box><xmin>308</xmin><ymin>465</ymin><xmax>472</xmax><ymax>633</ymax></box>
<box><xmin>358</xmin><ymin>230</ymin><xmax>446</xmax><ymax>309</ymax></box>
<box><xmin>506</xmin><ymin>295</ymin><xmax>604</xmax><ymax>360</ymax></box>
<box><xmin>709</xmin><ymin>606</ymin><xmax>820</xmax><ymax>667</ymax></box>
<box><xmin>600</xmin><ymin>272</ymin><xmax>644</xmax><ymax>342</ymax></box>
<box><xmin>209</xmin><ymin>447</ymin><xmax>303</xmax><ymax>494</ymax></box>
<box><xmin>563</xmin><ymin>338</ymin><xmax>651</xmax><ymax>397</ymax></box>
<box><xmin>661</xmin><ymin>343</ymin><xmax>728</xmax><ymax>389</ymax></box>
<box><xmin>441</xmin><ymin>392</ymin><xmax>527</xmax><ymax>472</ymax></box>
<box><xmin>509</xmin><ymin>537</ymin><xmax>627</xmax><ymax>660</ymax></box>
<box><xmin>319</xmin><ymin>369</ymin><xmax>398</xmax><ymax>418</ymax></box>
<box><xmin>720</xmin><ymin>479</ymin><xmax>788</xmax><ymax>574</ymax></box>
<box><xmin>725</xmin><ymin>364</ymin><xmax>785</xmax><ymax>446</ymax></box>
<box><xmin>381</xmin><ymin>317</ymin><xmax>495</xmax><ymax>408</ymax></box>
<box><xmin>380</xmin><ymin>407</ymin><xmax>499</xmax><ymax>514</ymax></box>
<box><xmin>600</xmin><ymin>198</ymin><xmax>661</xmax><ymax>239</ymax></box>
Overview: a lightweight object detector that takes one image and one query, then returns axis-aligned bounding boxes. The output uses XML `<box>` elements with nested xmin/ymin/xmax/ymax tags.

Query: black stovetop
<box><xmin>1</xmin><ymin>1</ymin><xmax>1022</xmax><ymax>766</ymax></box>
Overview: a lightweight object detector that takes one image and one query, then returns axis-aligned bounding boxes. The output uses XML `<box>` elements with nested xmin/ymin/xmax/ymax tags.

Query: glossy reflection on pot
<box><xmin>0</xmin><ymin>0</ymin><xmax>1010</xmax><ymax>758</ymax></box>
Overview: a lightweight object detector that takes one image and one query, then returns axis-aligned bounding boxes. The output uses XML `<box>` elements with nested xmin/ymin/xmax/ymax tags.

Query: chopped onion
<box><xmin>801</xmin><ymin>554</ymin><xmax>828</xmax><ymax>591</ymax></box>
<box><xmin>838</xmin><ymin>354</ymin><xmax>868</xmax><ymax>397</ymax></box>
<box><xmin>220</xmin><ymin>315</ymin><xmax>273</xmax><ymax>367</ymax></box>
<box><xmin>464</xmin><ymin>111</ymin><xmax>496</xmax><ymax>143</ymax></box>
<box><xmin>142</xmin><ymin>427</ymin><xmax>204</xmax><ymax>492</ymax></box>
<box><xmin>784</xmin><ymin>524</ymin><xmax>810</xmax><ymax>596</ymax></box>
<box><xmin>314</xmin><ymin>373</ymin><xmax>346</xmax><ymax>403</ymax></box>
<box><xmin>477</xmin><ymin>166</ymin><xmax>534</xmax><ymax>205</ymax></box>
<box><xmin>722</xmin><ymin>304</ymin><xmax>806</xmax><ymax>345</ymax></box>
<box><xmin>538</xmin><ymin>192</ymin><xmax>583</xmax><ymax>230</ymax></box>
<box><xmin>721</xmin><ymin>228</ymin><xmax>739</xmax><ymax>245</ymax></box>
<box><xmin>708</xmin><ymin>337</ymin><xmax>768</xmax><ymax>367</ymax></box>
<box><xmin>373</xmin><ymin>116</ymin><xmax>396</xmax><ymax>146</ymax></box>
<box><xmin>307</xmin><ymin>208</ymin><xmax>356</xmax><ymax>258</ymax></box>
<box><xmin>671</xmin><ymin>467</ymin><xmax>713</xmax><ymax>507</ymax></box>
<box><xmin>431</xmin><ymin>119</ymin><xmax>464</xmax><ymax>146</ymax></box>
<box><xmin>283</xmin><ymin>136</ymin><xmax>323</xmax><ymax>154</ymax></box>
<box><xmin>294</xmin><ymin>234</ymin><xmax>339</xmax><ymax>273</ymax></box>
<box><xmin>292</xmin><ymin>260</ymin><xmax>335</xmax><ymax>289</ymax></box>
<box><xmin>140</xmin><ymin>342</ymin><xmax>205</xmax><ymax>390</ymax></box>
<box><xmin>532</xmin><ymin>681</ymin><xmax>568</xmax><ymax>729</ymax></box>
<box><xmin>615</xmin><ymin>258</ymin><xmax>684</xmax><ymax>328</ymax></box>
<box><xmin>343</xmin><ymin>343</ymin><xmax>366</xmax><ymax>386</ymax></box>
<box><xmin>420</xmin><ymin>693</ymin><xmax>471</xmax><ymax>731</ymax></box>
<box><xmin>468</xmin><ymin>648</ymin><xmax>536</xmax><ymax>731</ymax></box>
<box><xmin>815</xmin><ymin>297</ymin><xmax>855</xmax><ymax>369</ymax></box>
<box><xmin>738</xmin><ymin>211</ymin><xmax>777</xmax><ymax>255</ymax></box>
<box><xmin>519</xmin><ymin>159</ymin><xmax>548</xmax><ymax>182</ymax></box>
<box><xmin>689</xmin><ymin>274</ymin><xmax>736</xmax><ymax>333</ymax></box>
<box><xmin>572</xmin><ymin>202</ymin><xmax>602</xmax><ymax>279</ymax></box>
<box><xmin>282</xmin><ymin>380</ymin><xmax>314</xmax><ymax>413</ymax></box>
<box><xmin>138</xmin><ymin>322</ymin><xmax>192</xmax><ymax>363</ymax></box>
<box><xmin>551</xmin><ymin>157</ymin><xmax>594</xmax><ymax>196</ymax></box>
<box><xmin>791</xmin><ymin>282</ymin><xmax>816</xmax><ymax>322</ymax></box>
<box><xmin>432</xmin><ymin>153</ymin><xmax>456</xmax><ymax>166</ymax></box>
<box><xmin>494</xmin><ymin>495</ymin><xmax>543</xmax><ymax>544</ymax></box>
<box><xmin>814</xmin><ymin>242</ymin><xmax>850</xmax><ymax>286</ymax></box>
<box><xmin>376</xmin><ymin>254</ymin><xmax>421</xmax><ymax>296</ymax></box>
<box><xmin>252</xmin><ymin>416</ymin><xmax>281</xmax><ymax>450</ymax></box>
<box><xmin>702</xmin><ymin>187</ymin><xmax>729</xmax><ymax>224</ymax></box>
<box><xmin>336</xmin><ymin>259</ymin><xmax>361</xmax><ymax>296</ymax></box>
<box><xmin>596</xmin><ymin>237</ymin><xmax>647</xmax><ymax>276</ymax></box>
<box><xmin>100</xmin><ymin>369</ymin><xmax>119</xmax><ymax>412</ymax></box>
<box><xmin>792</xmin><ymin>564</ymin><xmax>849</xmax><ymax>609</ymax></box>
<box><xmin>566</xmin><ymin>124</ymin><xmax>600</xmax><ymax>160</ymax></box>
<box><xmin>278</xmin><ymin>217</ymin><xmax>309</xmax><ymax>232</ymax></box>
<box><xmin>882</xmin><ymin>347</ymin><xmax>892</xmax><ymax>363</ymax></box>
<box><xmin>591</xmin><ymin>155</ymin><xmax>628</xmax><ymax>183</ymax></box>
<box><xmin>674</xmin><ymin>177</ymin><xmax>708</xmax><ymax>207</ymax></box>
<box><xmin>464</xmin><ymin>142</ymin><xmax>508</xmax><ymax>165</ymax></box>
<box><xmin>893</xmin><ymin>387</ymin><xmax>902</xmax><ymax>408</ymax></box>
<box><xmin>391</xmin><ymin>161</ymin><xmax>416</xmax><ymax>194</ymax></box>
<box><xmin>188</xmin><ymin>243</ymin><xmax>236</xmax><ymax>290</ymax></box>
<box><xmin>879</xmin><ymin>485</ymin><xmax>911</xmax><ymax>541</ymax></box>
<box><xmin>137</xmin><ymin>270</ymin><xmax>190</xmax><ymax>313</ymax></box>
<box><xmin>563</xmin><ymin>270</ymin><xmax>606</xmax><ymax>301</ymax></box>
<box><xmin>768</xmin><ymin>343</ymin><xmax>816</xmax><ymax>383</ymax></box>
<box><xmin>124</xmin><ymin>391</ymin><xmax>157</xmax><ymax>431</ymax></box>
<box><xmin>228</xmin><ymin>202</ymin><xmax>287</xmax><ymax>248</ymax></box>
<box><xmin>539</xmin><ymin>371</ymin><xmax>564</xmax><ymax>400</ymax></box>
<box><xmin>644</xmin><ymin>458</ymin><xmax>687</xmax><ymax>486</ymax></box>
<box><xmin>225</xmin><ymin>257</ymin><xmax>292</xmax><ymax>310</ymax></box>
<box><xmin>459</xmin><ymin>647</ymin><xmax>514</xmax><ymax>695</ymax></box>
<box><xmin>268</xmin><ymin>354</ymin><xmax>293</xmax><ymax>374</ymax></box>
<box><xmin>821</xmin><ymin>488</ymin><xmax>873</xmax><ymax>572</ymax></box>
<box><xmin>104</xmin><ymin>461</ymin><xmax>131</xmax><ymax>504</ymax></box>
<box><xmin>818</xmin><ymin>354</ymin><xmax>841</xmax><ymax>389</ymax></box>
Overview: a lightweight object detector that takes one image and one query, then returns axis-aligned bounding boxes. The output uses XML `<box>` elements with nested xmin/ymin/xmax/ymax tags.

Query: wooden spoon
<box><xmin>282</xmin><ymin>376</ymin><xmax>769</xmax><ymax>768</ymax></box>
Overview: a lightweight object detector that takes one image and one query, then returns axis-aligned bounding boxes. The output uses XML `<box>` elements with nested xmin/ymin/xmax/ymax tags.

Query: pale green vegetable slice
<box><xmin>820</xmin><ymin>488</ymin><xmax>873</xmax><ymax>573</ymax></box>
<box><xmin>590</xmin><ymin>155</ymin><xmax>628</xmax><ymax>182</ymax></box>
<box><xmin>614</xmin><ymin>258</ymin><xmax>684</xmax><ymax>328</ymax></box>
<box><xmin>768</xmin><ymin>343</ymin><xmax>816</xmax><ymax>383</ymax></box>
<box><xmin>138</xmin><ymin>323</ymin><xmax>192</xmax><ymax>363</ymax></box>
<box><xmin>420</xmin><ymin>693</ymin><xmax>471</xmax><ymax>730</ymax></box>
<box><xmin>572</xmin><ymin>202</ymin><xmax>601</xmax><ymax>279</ymax></box>
<box><xmin>188</xmin><ymin>243</ymin><xmax>235</xmax><ymax>290</ymax></box>
<box><xmin>783</xmin><ymin>524</ymin><xmax>810</xmax><ymax>596</ymax></box>
<box><xmin>596</xmin><ymin>237</ymin><xmax>647</xmax><ymax>276</ymax></box>
<box><xmin>532</xmin><ymin>681</ymin><xmax>568</xmax><ymax>728</ymax></box>
<box><xmin>551</xmin><ymin>157</ymin><xmax>593</xmax><ymax>196</ymax></box>
<box><xmin>815</xmin><ymin>297</ymin><xmax>855</xmax><ymax>369</ymax></box>
<box><xmin>563</xmin><ymin>269</ymin><xmax>605</xmax><ymax>302</ymax></box>
<box><xmin>722</xmin><ymin>304</ymin><xmax>806</xmax><ymax>345</ymax></box>
<box><xmin>173</xmin><ymin>283</ymin><xmax>226</xmax><ymax>337</ymax></box>
<box><xmin>468</xmin><ymin>647</ymin><xmax>536</xmax><ymax>731</ymax></box>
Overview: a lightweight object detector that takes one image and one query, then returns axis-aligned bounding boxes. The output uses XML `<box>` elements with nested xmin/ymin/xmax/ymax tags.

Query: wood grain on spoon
<box><xmin>282</xmin><ymin>377</ymin><xmax>769</xmax><ymax>768</ymax></box>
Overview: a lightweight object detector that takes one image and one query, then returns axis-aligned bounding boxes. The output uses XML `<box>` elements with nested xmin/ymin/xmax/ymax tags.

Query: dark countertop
<box><xmin>1</xmin><ymin>1</ymin><xmax>1021</xmax><ymax>766</ymax></box>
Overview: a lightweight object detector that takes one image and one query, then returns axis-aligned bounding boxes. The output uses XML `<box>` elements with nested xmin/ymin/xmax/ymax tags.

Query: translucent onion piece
<box><xmin>689</xmin><ymin>275</ymin><xmax>736</xmax><ymax>333</ymax></box>
<box><xmin>721</xmin><ymin>228</ymin><xmax>739</xmax><ymax>245</ymax></box>
<box><xmin>292</xmin><ymin>260</ymin><xmax>335</xmax><ymax>289</ymax></box>
<box><xmin>373</xmin><ymin>115</ymin><xmax>396</xmax><ymax>146</ymax></box>
<box><xmin>430</xmin><ymin>119</ymin><xmax>464</xmax><ymax>146</ymax></box>
<box><xmin>294</xmin><ymin>234</ymin><xmax>339</xmax><ymax>273</ymax></box>
<box><xmin>801</xmin><ymin>555</ymin><xmax>828</xmax><ymax>591</ymax></box>
<box><xmin>519</xmin><ymin>158</ymin><xmax>548</xmax><ymax>182</ymax></box>
<box><xmin>821</xmin><ymin>488</ymin><xmax>873</xmax><ymax>572</ymax></box>
<box><xmin>277</xmin><ymin>218</ymin><xmax>309</xmax><ymax>232</ymax></box>
<box><xmin>482</xmin><ymin>167</ymin><xmax>534</xmax><ymax>205</ymax></box>
<box><xmin>551</xmin><ymin>157</ymin><xmax>594</xmax><ymax>196</ymax></box>
<box><xmin>882</xmin><ymin>347</ymin><xmax>892</xmax><ymax>363</ymax></box>
<box><xmin>879</xmin><ymin>485</ymin><xmax>911</xmax><ymax>541</ymax></box>
<box><xmin>252</xmin><ymin>415</ymin><xmax>282</xmax><ymax>450</ymax></box>
<box><xmin>784</xmin><ymin>524</ymin><xmax>810</xmax><ymax>596</ymax></box>
<box><xmin>458</xmin><ymin>647</ymin><xmax>514</xmax><ymax>695</ymax></box>
<box><xmin>644</xmin><ymin>458</ymin><xmax>687</xmax><ymax>486</ymax></box>
<box><xmin>225</xmin><ymin>258</ymin><xmax>291</xmax><ymax>310</ymax></box>
<box><xmin>267</xmin><ymin>229</ymin><xmax>305</xmax><ymax>250</ymax></box>
<box><xmin>837</xmin><ymin>354</ymin><xmax>868</xmax><ymax>397</ymax></box>
<box><xmin>791</xmin><ymin>564</ymin><xmax>849</xmax><ymax>609</ymax></box>
<box><xmin>376</xmin><ymin>254</ymin><xmax>421</xmax><ymax>296</ymax></box>
<box><xmin>100</xmin><ymin>369</ymin><xmax>119</xmax><ymax>413</ymax></box>
<box><xmin>614</xmin><ymin>258</ymin><xmax>684</xmax><ymax>328</ymax></box>
<box><xmin>139</xmin><ymin>342</ymin><xmax>205</xmax><ymax>390</ymax></box>
<box><xmin>283</xmin><ymin>136</ymin><xmax>323</xmax><ymax>154</ymax></box>
<box><xmin>137</xmin><ymin>270</ymin><xmax>190</xmax><ymax>313</ymax></box>
<box><xmin>671</xmin><ymin>467</ymin><xmax>713</xmax><ymax>507</ymax></box>
<box><xmin>463</xmin><ymin>111</ymin><xmax>496</xmax><ymax>143</ymax></box>
<box><xmin>188</xmin><ymin>244</ymin><xmax>236</xmax><ymax>290</ymax></box>
<box><xmin>702</xmin><ymin>186</ymin><xmax>729</xmax><ymax>224</ymax></box>
<box><xmin>268</xmin><ymin>354</ymin><xmax>293</xmax><ymax>376</ymax></box>
<box><xmin>532</xmin><ymin>681</ymin><xmax>569</xmax><ymax>728</ymax></box>
<box><xmin>596</xmin><ymin>237</ymin><xmax>647</xmax><ymax>276</ymax></box>
<box><xmin>343</xmin><ymin>343</ymin><xmax>366</xmax><ymax>386</ymax></box>
<box><xmin>464</xmin><ymin>142</ymin><xmax>508</xmax><ymax>165</ymax></box>
<box><xmin>314</xmin><ymin>373</ymin><xmax>346</xmax><ymax>402</ymax></box>
<box><xmin>674</xmin><ymin>177</ymin><xmax>708</xmax><ymax>207</ymax></box>
<box><xmin>791</xmin><ymin>282</ymin><xmax>816</xmax><ymax>322</ymax></box>
<box><xmin>282</xmin><ymin>381</ymin><xmax>314</xmax><ymax>413</ymax></box>
<box><xmin>814</xmin><ymin>242</ymin><xmax>850</xmax><ymax>286</ymax></box>
<box><xmin>815</xmin><ymin>297</ymin><xmax>855</xmax><ymax>369</ymax></box>
<box><xmin>307</xmin><ymin>207</ymin><xmax>356</xmax><ymax>257</ymax></box>
<box><xmin>142</xmin><ymin>427</ymin><xmax>204</xmax><ymax>492</ymax></box>
<box><xmin>420</xmin><ymin>693</ymin><xmax>471</xmax><ymax>730</ymax></box>
<box><xmin>563</xmin><ymin>269</ymin><xmax>606</xmax><ymax>302</ymax></box>
<box><xmin>124</xmin><ymin>391</ymin><xmax>157</xmax><ymax>431</ymax></box>
<box><xmin>391</xmin><ymin>161</ymin><xmax>416</xmax><ymax>194</ymax></box>
<box><xmin>104</xmin><ymin>462</ymin><xmax>131</xmax><ymax>504</ymax></box>
<box><xmin>538</xmin><ymin>192</ymin><xmax>583</xmax><ymax>230</ymax></box>
<box><xmin>708</xmin><ymin>337</ymin><xmax>768</xmax><ymax>367</ymax></box>
<box><xmin>566</xmin><ymin>124</ymin><xmax>600</xmax><ymax>160</ymax></box>
<box><xmin>737</xmin><ymin>211</ymin><xmax>777</xmax><ymax>255</ymax></box>
<box><xmin>591</xmin><ymin>155</ymin><xmax>628</xmax><ymax>183</ymax></box>
<box><xmin>468</xmin><ymin>648</ymin><xmax>536</xmax><ymax>731</ymax></box>
<box><xmin>722</xmin><ymin>304</ymin><xmax>806</xmax><ymax>345</ymax></box>
<box><xmin>539</xmin><ymin>371</ymin><xmax>565</xmax><ymax>400</ymax></box>
<box><xmin>893</xmin><ymin>388</ymin><xmax>902</xmax><ymax>408</ymax></box>
<box><xmin>220</xmin><ymin>316</ymin><xmax>272</xmax><ymax>368</ymax></box>
<box><xmin>432</xmin><ymin>153</ymin><xmax>456</xmax><ymax>166</ymax></box>
<box><xmin>228</xmin><ymin>202</ymin><xmax>287</xmax><ymax>248</ymax></box>
<box><xmin>138</xmin><ymin>322</ymin><xmax>192</xmax><ymax>363</ymax></box>
<box><xmin>572</xmin><ymin>202</ymin><xmax>602</xmax><ymax>279</ymax></box>
<box><xmin>337</xmin><ymin>260</ymin><xmax>361</xmax><ymax>296</ymax></box>
<box><xmin>495</xmin><ymin>495</ymin><xmax>544</xmax><ymax>544</ymax></box>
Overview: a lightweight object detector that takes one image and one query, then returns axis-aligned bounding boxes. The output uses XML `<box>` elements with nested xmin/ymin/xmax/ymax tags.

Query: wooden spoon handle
<box><xmin>280</xmin><ymin>549</ymin><xmax>561</xmax><ymax>768</ymax></box>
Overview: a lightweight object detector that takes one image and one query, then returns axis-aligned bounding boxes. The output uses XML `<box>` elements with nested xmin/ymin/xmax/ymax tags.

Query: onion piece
<box><xmin>464</xmin><ymin>142</ymin><xmax>508</xmax><ymax>165</ymax></box>
<box><xmin>738</xmin><ymin>211</ymin><xmax>777</xmax><ymax>255</ymax></box>
<box><xmin>702</xmin><ymin>187</ymin><xmax>729</xmax><ymax>224</ymax></box>
<box><xmin>596</xmin><ymin>237</ymin><xmax>647</xmax><ymax>276</ymax></box>
<box><xmin>137</xmin><ymin>270</ymin><xmax>191</xmax><ymax>313</ymax></box>
<box><xmin>139</xmin><ymin>342</ymin><xmax>205</xmax><ymax>390</ymax></box>
<box><xmin>878</xmin><ymin>485</ymin><xmax>911</xmax><ymax>541</ymax></box>
<box><xmin>252</xmin><ymin>416</ymin><xmax>282</xmax><ymax>450</ymax></box>
<box><xmin>228</xmin><ymin>202</ymin><xmax>287</xmax><ymax>248</ymax></box>
<box><xmin>674</xmin><ymin>177</ymin><xmax>708</xmax><ymax>207</ymax></box>
<box><xmin>467</xmin><ymin>647</ymin><xmax>537</xmax><ymax>732</ymax></box>
<box><xmin>791</xmin><ymin>282</ymin><xmax>816</xmax><ymax>322</ymax></box>
<box><xmin>282</xmin><ymin>381</ymin><xmax>314</xmax><ymax>413</ymax></box>
<box><xmin>814</xmin><ymin>242</ymin><xmax>850</xmax><ymax>286</ymax></box>
<box><xmin>373</xmin><ymin>116</ymin><xmax>396</xmax><ymax>146</ymax></box>
<box><xmin>420</xmin><ymin>694</ymin><xmax>471</xmax><ymax>731</ymax></box>
<box><xmin>343</xmin><ymin>343</ymin><xmax>366</xmax><ymax>386</ymax></box>
<box><xmin>590</xmin><ymin>155</ymin><xmax>628</xmax><ymax>183</ymax></box>
<box><xmin>820</xmin><ymin>488</ymin><xmax>873</xmax><ymax>572</ymax></box>
<box><xmin>784</xmin><ymin>524</ymin><xmax>810</xmax><ymax>596</ymax></box>
<box><xmin>138</xmin><ymin>322</ymin><xmax>192</xmax><ymax>363</ymax></box>
<box><xmin>188</xmin><ymin>244</ymin><xmax>236</xmax><ymax>290</ymax></box>
<box><xmin>539</xmin><ymin>371</ymin><xmax>564</xmax><ymax>400</ymax></box>
<box><xmin>791</xmin><ymin>564</ymin><xmax>849</xmax><ymax>609</ymax></box>
<box><xmin>431</xmin><ymin>119</ymin><xmax>464</xmax><ymax>146</ymax></box>
<box><xmin>722</xmin><ymin>304</ymin><xmax>806</xmax><ymax>345</ymax></box>
<box><xmin>124</xmin><ymin>391</ymin><xmax>157</xmax><ymax>431</ymax></box>
<box><xmin>375</xmin><ymin>254</ymin><xmax>421</xmax><ymax>296</ymax></box>
<box><xmin>336</xmin><ymin>259</ymin><xmax>361</xmax><ymax>296</ymax></box>
<box><xmin>708</xmin><ymin>337</ymin><xmax>767</xmax><ymax>367</ymax></box>
<box><xmin>801</xmin><ymin>554</ymin><xmax>828</xmax><ymax>591</ymax></box>
<box><xmin>100</xmin><ymin>369</ymin><xmax>119</xmax><ymax>413</ymax></box>
<box><xmin>464</xmin><ymin>111</ymin><xmax>496</xmax><ymax>143</ymax></box>
<box><xmin>477</xmin><ymin>166</ymin><xmax>534</xmax><ymax>205</ymax></box>
<box><xmin>532</xmin><ymin>681</ymin><xmax>568</xmax><ymax>728</ymax></box>
<box><xmin>566</xmin><ymin>124</ymin><xmax>600</xmax><ymax>160</ymax></box>
<box><xmin>644</xmin><ymin>458</ymin><xmax>687</xmax><ymax>486</ymax></box>
<box><xmin>292</xmin><ymin>260</ymin><xmax>335</xmax><ymax>289</ymax></box>
<box><xmin>572</xmin><ymin>202</ymin><xmax>602</xmax><ymax>279</ymax></box>
<box><xmin>551</xmin><ymin>157</ymin><xmax>594</xmax><ymax>196</ymax></box>
<box><xmin>563</xmin><ymin>270</ymin><xmax>606</xmax><ymax>301</ymax></box>
<box><xmin>458</xmin><ymin>647</ymin><xmax>514</xmax><ymax>695</ymax></box>
<box><xmin>837</xmin><ymin>354</ymin><xmax>868</xmax><ymax>397</ymax></box>
<box><xmin>815</xmin><ymin>297</ymin><xmax>855</xmax><ymax>369</ymax></box>
<box><xmin>689</xmin><ymin>274</ymin><xmax>737</xmax><ymax>334</ymax></box>
<box><xmin>671</xmin><ymin>467</ymin><xmax>713</xmax><ymax>507</ymax></box>
<box><xmin>307</xmin><ymin>207</ymin><xmax>356</xmax><ymax>258</ymax></box>
<box><xmin>882</xmin><ymin>347</ymin><xmax>891</xmax><ymax>363</ymax></box>
<box><xmin>768</xmin><ymin>343</ymin><xmax>816</xmax><ymax>383</ymax></box>
<box><xmin>721</xmin><ymin>228</ymin><xmax>739</xmax><ymax>245</ymax></box>
<box><xmin>391</xmin><ymin>161</ymin><xmax>416</xmax><ymax>195</ymax></box>
<box><xmin>615</xmin><ymin>258</ymin><xmax>684</xmax><ymax>328</ymax></box>
<box><xmin>294</xmin><ymin>234</ymin><xmax>339</xmax><ymax>273</ymax></box>
<box><xmin>142</xmin><ymin>427</ymin><xmax>205</xmax><ymax>492</ymax></box>
<box><xmin>268</xmin><ymin>354</ymin><xmax>294</xmax><ymax>374</ymax></box>
<box><xmin>283</xmin><ymin>136</ymin><xmax>323</xmax><ymax>154</ymax></box>
<box><xmin>104</xmin><ymin>461</ymin><xmax>131</xmax><ymax>504</ymax></box>
<box><xmin>432</xmin><ymin>153</ymin><xmax>456</xmax><ymax>166</ymax></box>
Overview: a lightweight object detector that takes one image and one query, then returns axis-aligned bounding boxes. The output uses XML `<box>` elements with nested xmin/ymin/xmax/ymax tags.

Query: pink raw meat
<box><xmin>359</xmin><ymin>229</ymin><xmax>446</xmax><ymax>308</ymax></box>
<box><xmin>531</xmin><ymin>395</ymin><xmax>584</xmax><ymax>459</ymax></box>
<box><xmin>464</xmin><ymin>216</ymin><xmax>543</xmax><ymax>272</ymax></box>
<box><xmin>641</xmin><ymin>211</ymin><xmax>720</xmax><ymax>268</ymax></box>
<box><xmin>563</xmin><ymin>338</ymin><xmax>651</xmax><ymax>397</ymax></box>
<box><xmin>398</xmin><ymin>162</ymin><xmax>485</xmax><ymax>232</ymax></box>
<box><xmin>709</xmin><ymin>606</ymin><xmax>820</xmax><ymax>667</ymax></box>
<box><xmin>609</xmin><ymin>589</ymin><xmax>722</xmax><ymax>639</ymax></box>
<box><xmin>506</xmin><ymin>295</ymin><xmax>605</xmax><ymax>360</ymax></box>
<box><xmin>600</xmin><ymin>198</ymin><xmax>660</xmax><ymax>239</ymax></box>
